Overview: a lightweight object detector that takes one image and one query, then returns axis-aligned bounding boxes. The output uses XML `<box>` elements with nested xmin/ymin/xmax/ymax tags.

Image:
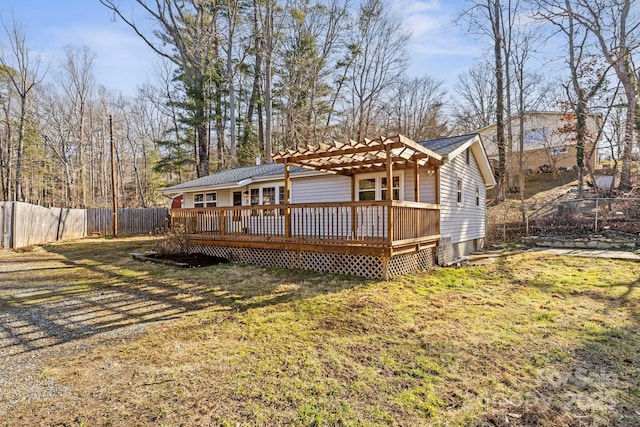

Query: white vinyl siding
<box><xmin>439</xmin><ymin>147</ymin><xmax>486</xmax><ymax>255</ymax></box>
<box><xmin>403</xmin><ymin>170</ymin><xmax>437</xmax><ymax>203</ymax></box>
<box><xmin>291</xmin><ymin>174</ymin><xmax>352</xmax><ymax>203</ymax></box>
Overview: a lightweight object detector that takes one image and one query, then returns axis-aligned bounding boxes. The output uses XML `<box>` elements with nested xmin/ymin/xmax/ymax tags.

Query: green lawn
<box><xmin>2</xmin><ymin>237</ymin><xmax>639</xmax><ymax>426</ymax></box>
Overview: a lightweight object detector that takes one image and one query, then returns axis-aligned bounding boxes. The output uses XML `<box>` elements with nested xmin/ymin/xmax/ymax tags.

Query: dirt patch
<box><xmin>141</xmin><ymin>252</ymin><xmax>229</xmax><ymax>268</ymax></box>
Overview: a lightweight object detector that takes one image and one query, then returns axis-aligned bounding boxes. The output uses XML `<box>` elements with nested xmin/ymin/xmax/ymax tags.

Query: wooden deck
<box><xmin>171</xmin><ymin>201</ymin><xmax>440</xmax><ymax>257</ymax></box>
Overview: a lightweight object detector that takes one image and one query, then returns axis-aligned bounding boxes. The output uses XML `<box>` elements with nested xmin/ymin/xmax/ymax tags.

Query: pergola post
<box><xmin>414</xmin><ymin>158</ymin><xmax>421</xmax><ymax>236</ymax></box>
<box><xmin>413</xmin><ymin>158</ymin><xmax>420</xmax><ymax>203</ymax></box>
<box><xmin>351</xmin><ymin>175</ymin><xmax>356</xmax><ymax>239</ymax></box>
<box><xmin>386</xmin><ymin>144</ymin><xmax>393</xmax><ymax>244</ymax></box>
<box><xmin>435</xmin><ymin>168</ymin><xmax>440</xmax><ymax>205</ymax></box>
<box><xmin>284</xmin><ymin>160</ymin><xmax>291</xmax><ymax>239</ymax></box>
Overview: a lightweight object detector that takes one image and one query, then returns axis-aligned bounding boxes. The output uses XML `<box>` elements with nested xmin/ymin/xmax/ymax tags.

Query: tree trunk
<box><xmin>14</xmin><ymin>95</ymin><xmax>26</xmax><ymax>202</ymax></box>
<box><xmin>264</xmin><ymin>0</ymin><xmax>274</xmax><ymax>162</ymax></box>
<box><xmin>618</xmin><ymin>65</ymin><xmax>635</xmax><ymax>191</ymax></box>
<box><xmin>493</xmin><ymin>0</ymin><xmax>506</xmax><ymax>202</ymax></box>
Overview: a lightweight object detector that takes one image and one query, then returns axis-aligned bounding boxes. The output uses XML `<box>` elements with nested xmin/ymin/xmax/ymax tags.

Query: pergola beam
<box><xmin>273</xmin><ymin>134</ymin><xmax>443</xmax><ymax>176</ymax></box>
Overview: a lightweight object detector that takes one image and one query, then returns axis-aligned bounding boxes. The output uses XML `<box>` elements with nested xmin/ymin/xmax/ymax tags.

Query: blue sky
<box><xmin>1</xmin><ymin>0</ymin><xmax>480</xmax><ymax>95</ymax></box>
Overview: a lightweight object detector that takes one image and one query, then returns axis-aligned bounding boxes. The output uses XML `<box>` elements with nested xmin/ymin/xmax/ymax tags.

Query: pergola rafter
<box><xmin>272</xmin><ymin>134</ymin><xmax>443</xmax><ymax>176</ymax></box>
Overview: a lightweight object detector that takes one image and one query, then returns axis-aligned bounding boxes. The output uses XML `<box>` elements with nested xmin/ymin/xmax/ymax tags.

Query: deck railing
<box><xmin>171</xmin><ymin>200</ymin><xmax>439</xmax><ymax>248</ymax></box>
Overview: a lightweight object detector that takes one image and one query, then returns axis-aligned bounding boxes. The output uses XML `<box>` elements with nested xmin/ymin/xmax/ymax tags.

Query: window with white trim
<box><xmin>356</xmin><ymin>172</ymin><xmax>404</xmax><ymax>201</ymax></box>
<box><xmin>250</xmin><ymin>188</ymin><xmax>260</xmax><ymax>205</ymax></box>
<box><xmin>358</xmin><ymin>178</ymin><xmax>376</xmax><ymax>201</ymax></box>
<box><xmin>381</xmin><ymin>176</ymin><xmax>401</xmax><ymax>200</ymax></box>
<box><xmin>263</xmin><ymin>187</ymin><xmax>276</xmax><ymax>205</ymax></box>
<box><xmin>476</xmin><ymin>186</ymin><xmax>480</xmax><ymax>207</ymax></box>
<box><xmin>194</xmin><ymin>192</ymin><xmax>216</xmax><ymax>208</ymax></box>
<box><xmin>247</xmin><ymin>184</ymin><xmax>286</xmax><ymax>215</ymax></box>
<box><xmin>456</xmin><ymin>178</ymin><xmax>463</xmax><ymax>204</ymax></box>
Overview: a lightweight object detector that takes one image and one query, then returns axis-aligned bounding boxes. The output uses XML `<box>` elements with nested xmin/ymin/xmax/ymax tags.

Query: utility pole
<box><xmin>109</xmin><ymin>115</ymin><xmax>118</xmax><ymax>237</ymax></box>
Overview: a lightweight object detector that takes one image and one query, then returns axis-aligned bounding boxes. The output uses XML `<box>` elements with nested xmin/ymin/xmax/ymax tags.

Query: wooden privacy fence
<box><xmin>0</xmin><ymin>202</ymin><xmax>169</xmax><ymax>249</ymax></box>
<box><xmin>86</xmin><ymin>207</ymin><xmax>169</xmax><ymax>236</ymax></box>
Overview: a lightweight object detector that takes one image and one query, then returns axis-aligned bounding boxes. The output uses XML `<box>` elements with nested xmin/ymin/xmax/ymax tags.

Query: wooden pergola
<box><xmin>273</xmin><ymin>134</ymin><xmax>443</xmax><ymax>239</ymax></box>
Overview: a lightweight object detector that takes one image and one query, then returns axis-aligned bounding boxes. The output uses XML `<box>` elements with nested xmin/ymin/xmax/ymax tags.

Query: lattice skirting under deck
<box><xmin>187</xmin><ymin>244</ymin><xmax>435</xmax><ymax>279</ymax></box>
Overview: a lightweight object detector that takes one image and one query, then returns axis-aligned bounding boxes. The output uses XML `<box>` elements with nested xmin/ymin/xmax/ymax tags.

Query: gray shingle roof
<box><xmin>161</xmin><ymin>163</ymin><xmax>297</xmax><ymax>193</ymax></box>
<box><xmin>418</xmin><ymin>133</ymin><xmax>477</xmax><ymax>157</ymax></box>
<box><xmin>162</xmin><ymin>134</ymin><xmax>482</xmax><ymax>194</ymax></box>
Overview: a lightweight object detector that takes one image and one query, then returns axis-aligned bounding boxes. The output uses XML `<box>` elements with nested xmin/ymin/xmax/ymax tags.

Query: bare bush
<box><xmin>152</xmin><ymin>224</ymin><xmax>190</xmax><ymax>256</ymax></box>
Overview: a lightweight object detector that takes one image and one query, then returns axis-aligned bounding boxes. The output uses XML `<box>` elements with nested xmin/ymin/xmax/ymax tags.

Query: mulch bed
<box><xmin>132</xmin><ymin>252</ymin><xmax>229</xmax><ymax>268</ymax></box>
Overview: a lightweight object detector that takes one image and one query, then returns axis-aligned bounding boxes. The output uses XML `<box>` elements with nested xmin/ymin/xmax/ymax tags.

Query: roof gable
<box><xmin>420</xmin><ymin>134</ymin><xmax>496</xmax><ymax>188</ymax></box>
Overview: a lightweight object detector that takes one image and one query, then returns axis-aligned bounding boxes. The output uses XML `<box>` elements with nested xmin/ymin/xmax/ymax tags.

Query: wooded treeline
<box><xmin>0</xmin><ymin>0</ymin><xmax>638</xmax><ymax>208</ymax></box>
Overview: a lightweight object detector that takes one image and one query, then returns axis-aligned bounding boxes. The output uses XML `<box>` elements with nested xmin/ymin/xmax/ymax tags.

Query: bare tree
<box><xmin>534</xmin><ymin>0</ymin><xmax>611</xmax><ymax>197</ymax></box>
<box><xmin>0</xmin><ymin>19</ymin><xmax>45</xmax><ymax>202</ymax></box>
<box><xmin>462</xmin><ymin>0</ymin><xmax>508</xmax><ymax>201</ymax></box>
<box><xmin>279</xmin><ymin>0</ymin><xmax>350</xmax><ymax>148</ymax></box>
<box><xmin>40</xmin><ymin>85</ymin><xmax>77</xmax><ymax>206</ymax></box>
<box><xmin>343</xmin><ymin>0</ymin><xmax>409</xmax><ymax>141</ymax></box>
<box><xmin>384</xmin><ymin>75</ymin><xmax>448</xmax><ymax>140</ymax></box>
<box><xmin>58</xmin><ymin>46</ymin><xmax>95</xmax><ymax>206</ymax></box>
<box><xmin>569</xmin><ymin>0</ymin><xmax>639</xmax><ymax>191</ymax></box>
<box><xmin>0</xmin><ymin>64</ymin><xmax>16</xmax><ymax>200</ymax></box>
<box><xmin>100</xmin><ymin>0</ymin><xmax>217</xmax><ymax>177</ymax></box>
<box><xmin>450</xmin><ymin>62</ymin><xmax>496</xmax><ymax>133</ymax></box>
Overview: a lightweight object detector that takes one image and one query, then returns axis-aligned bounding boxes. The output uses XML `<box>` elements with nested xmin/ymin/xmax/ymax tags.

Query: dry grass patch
<box><xmin>1</xmin><ymin>239</ymin><xmax>639</xmax><ymax>426</ymax></box>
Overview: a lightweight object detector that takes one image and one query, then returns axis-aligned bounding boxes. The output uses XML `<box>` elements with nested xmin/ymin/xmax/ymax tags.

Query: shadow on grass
<box><xmin>481</xmin><ymin>255</ymin><xmax>640</xmax><ymax>426</ymax></box>
<box><xmin>0</xmin><ymin>237</ymin><xmax>368</xmax><ymax>358</ymax></box>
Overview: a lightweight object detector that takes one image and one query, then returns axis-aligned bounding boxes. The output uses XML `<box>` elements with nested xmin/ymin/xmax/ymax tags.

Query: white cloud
<box><xmin>384</xmin><ymin>0</ymin><xmax>488</xmax><ymax>87</ymax></box>
<box><xmin>46</xmin><ymin>24</ymin><xmax>158</xmax><ymax>93</ymax></box>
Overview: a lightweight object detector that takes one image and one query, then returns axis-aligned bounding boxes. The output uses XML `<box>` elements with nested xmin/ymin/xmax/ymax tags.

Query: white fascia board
<box><xmin>159</xmin><ymin>169</ymin><xmax>327</xmax><ymax>195</ymax></box>
<box><xmin>249</xmin><ymin>168</ymin><xmax>328</xmax><ymax>183</ymax></box>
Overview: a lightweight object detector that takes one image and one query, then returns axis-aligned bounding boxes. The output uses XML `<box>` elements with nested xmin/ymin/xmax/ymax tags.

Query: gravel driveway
<box><xmin>0</xmin><ymin>247</ymin><xmax>180</xmax><ymax>416</ymax></box>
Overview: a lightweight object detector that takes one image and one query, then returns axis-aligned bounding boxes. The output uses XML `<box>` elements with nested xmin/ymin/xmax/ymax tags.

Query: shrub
<box><xmin>153</xmin><ymin>224</ymin><xmax>190</xmax><ymax>256</ymax></box>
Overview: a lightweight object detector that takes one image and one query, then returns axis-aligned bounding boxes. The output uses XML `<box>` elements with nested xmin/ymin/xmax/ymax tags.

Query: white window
<box><xmin>382</xmin><ymin>176</ymin><xmax>401</xmax><ymax>201</ymax></box>
<box><xmin>193</xmin><ymin>192</ymin><xmax>216</xmax><ymax>208</ymax></box>
<box><xmin>476</xmin><ymin>186</ymin><xmax>480</xmax><ymax>207</ymax></box>
<box><xmin>358</xmin><ymin>178</ymin><xmax>376</xmax><ymax>201</ymax></box>
<box><xmin>250</xmin><ymin>188</ymin><xmax>260</xmax><ymax>205</ymax></box>
<box><xmin>550</xmin><ymin>147</ymin><xmax>569</xmax><ymax>155</ymax></box>
<box><xmin>525</xmin><ymin>128</ymin><xmax>547</xmax><ymax>144</ymax></box>
<box><xmin>205</xmin><ymin>193</ymin><xmax>217</xmax><ymax>207</ymax></box>
<box><xmin>457</xmin><ymin>178</ymin><xmax>463</xmax><ymax>204</ymax></box>
<box><xmin>247</xmin><ymin>183</ymin><xmax>286</xmax><ymax>205</ymax></box>
<box><xmin>356</xmin><ymin>172</ymin><xmax>404</xmax><ymax>201</ymax></box>
<box><xmin>465</xmin><ymin>148</ymin><xmax>471</xmax><ymax>165</ymax></box>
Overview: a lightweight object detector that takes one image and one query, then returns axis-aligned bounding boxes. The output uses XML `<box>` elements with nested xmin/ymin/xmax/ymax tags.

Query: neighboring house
<box><xmin>160</xmin><ymin>134</ymin><xmax>496</xmax><ymax>279</ymax></box>
<box><xmin>477</xmin><ymin>111</ymin><xmax>600</xmax><ymax>174</ymax></box>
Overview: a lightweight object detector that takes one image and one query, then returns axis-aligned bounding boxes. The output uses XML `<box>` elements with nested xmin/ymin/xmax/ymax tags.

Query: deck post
<box><xmin>284</xmin><ymin>160</ymin><xmax>291</xmax><ymax>239</ymax></box>
<box><xmin>386</xmin><ymin>144</ymin><xmax>393</xmax><ymax>244</ymax></box>
<box><xmin>351</xmin><ymin>175</ymin><xmax>356</xmax><ymax>239</ymax></box>
<box><xmin>414</xmin><ymin>159</ymin><xmax>421</xmax><ymax>235</ymax></box>
<box><xmin>435</xmin><ymin>168</ymin><xmax>440</xmax><ymax>205</ymax></box>
<box><xmin>414</xmin><ymin>159</ymin><xmax>420</xmax><ymax>203</ymax></box>
<box><xmin>381</xmin><ymin>256</ymin><xmax>390</xmax><ymax>281</ymax></box>
<box><xmin>220</xmin><ymin>209</ymin><xmax>227</xmax><ymax>235</ymax></box>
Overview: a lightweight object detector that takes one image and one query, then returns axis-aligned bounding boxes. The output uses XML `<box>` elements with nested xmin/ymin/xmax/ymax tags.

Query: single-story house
<box><xmin>160</xmin><ymin>134</ymin><xmax>496</xmax><ymax>279</ymax></box>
